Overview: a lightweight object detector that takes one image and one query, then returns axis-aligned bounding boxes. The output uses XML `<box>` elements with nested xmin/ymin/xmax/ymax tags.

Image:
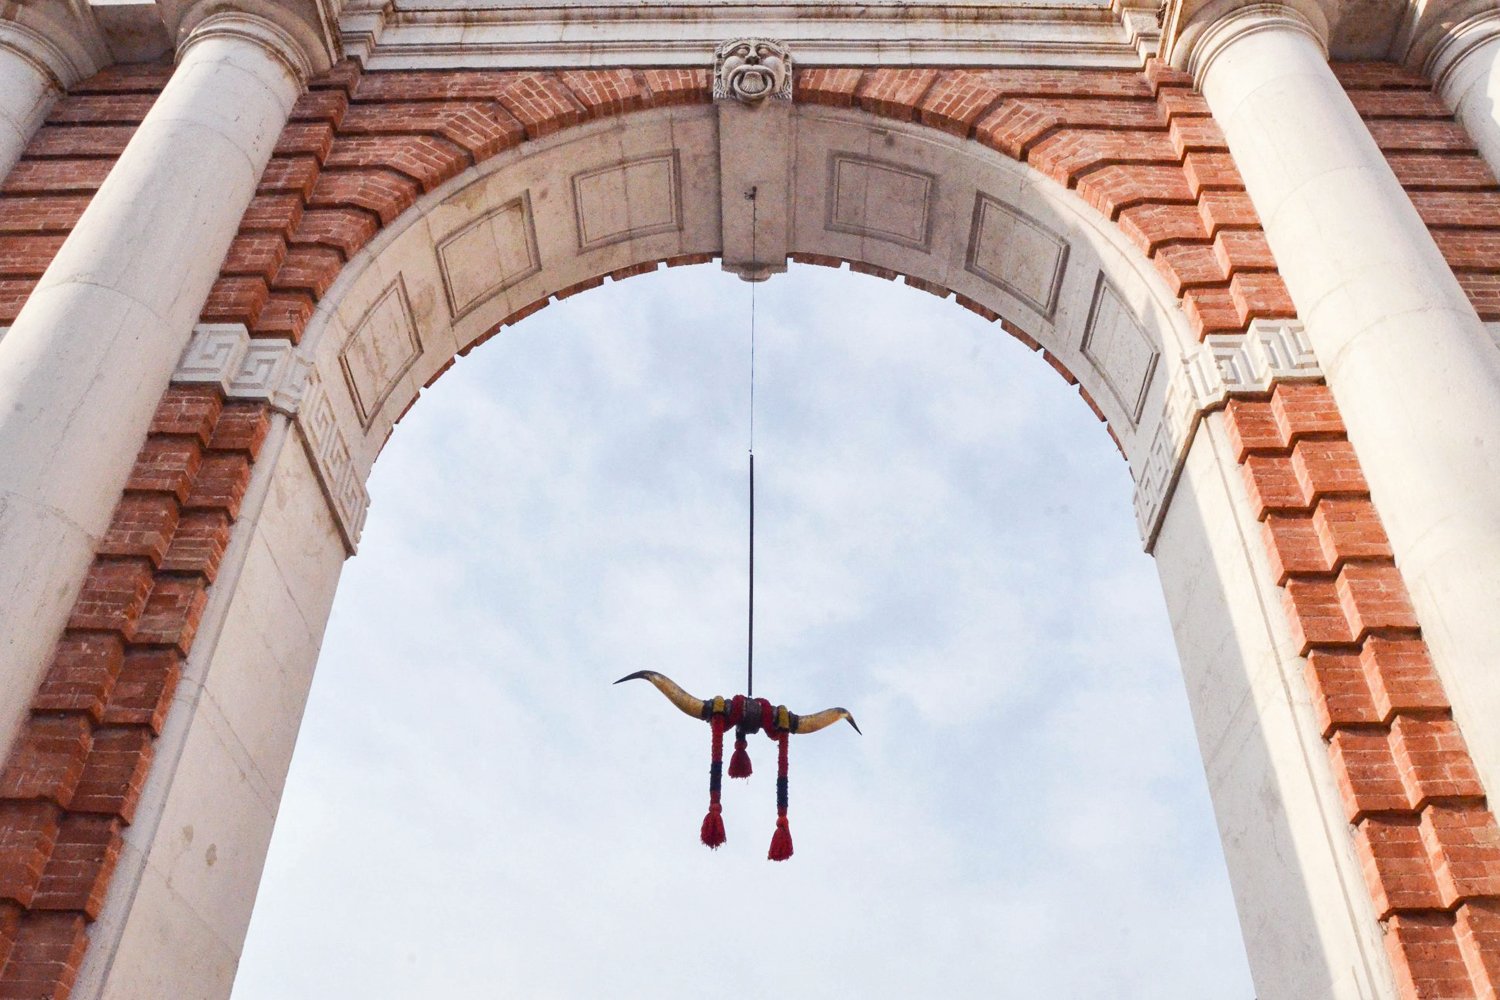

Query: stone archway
<box><xmin>2</xmin><ymin>4</ymin><xmax>1500</xmax><ymax>998</ymax></box>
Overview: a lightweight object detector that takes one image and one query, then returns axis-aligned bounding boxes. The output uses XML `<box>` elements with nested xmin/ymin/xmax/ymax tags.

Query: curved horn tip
<box><xmin>842</xmin><ymin>710</ymin><xmax>862</xmax><ymax>735</ymax></box>
<box><xmin>613</xmin><ymin>670</ymin><xmax>655</xmax><ymax>685</ymax></box>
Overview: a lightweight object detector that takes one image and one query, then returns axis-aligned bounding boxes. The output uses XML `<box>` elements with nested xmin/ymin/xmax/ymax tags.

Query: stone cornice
<box><xmin>178</xmin><ymin>9</ymin><xmax>318</xmax><ymax>84</ymax></box>
<box><xmin>338</xmin><ymin>0</ymin><xmax>1162</xmax><ymax>69</ymax></box>
<box><xmin>174</xmin><ymin>0</ymin><xmax>341</xmax><ymax>76</ymax></box>
<box><xmin>0</xmin><ymin>6</ymin><xmax>107</xmax><ymax>87</ymax></box>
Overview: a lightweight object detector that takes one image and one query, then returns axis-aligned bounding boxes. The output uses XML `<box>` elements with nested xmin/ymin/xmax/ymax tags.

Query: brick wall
<box><xmin>0</xmin><ymin>57</ymin><xmax>1497</xmax><ymax>1000</ymax></box>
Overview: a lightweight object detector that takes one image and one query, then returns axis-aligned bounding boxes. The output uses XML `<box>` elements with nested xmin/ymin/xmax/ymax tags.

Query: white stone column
<box><xmin>0</xmin><ymin>11</ymin><xmax>313</xmax><ymax>760</ymax></box>
<box><xmin>0</xmin><ymin>20</ymin><xmax>80</xmax><ymax>183</ymax></box>
<box><xmin>1423</xmin><ymin>10</ymin><xmax>1500</xmax><ymax>182</ymax></box>
<box><xmin>1184</xmin><ymin>5</ymin><xmax>1500</xmax><ymax>804</ymax></box>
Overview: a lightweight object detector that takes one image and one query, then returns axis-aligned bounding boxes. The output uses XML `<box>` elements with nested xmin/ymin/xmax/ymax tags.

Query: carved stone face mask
<box><xmin>714</xmin><ymin>38</ymin><xmax>793</xmax><ymax>104</ymax></box>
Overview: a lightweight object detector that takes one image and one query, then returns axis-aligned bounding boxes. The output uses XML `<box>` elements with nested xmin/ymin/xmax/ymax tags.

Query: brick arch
<box><xmin>1</xmin><ymin>56</ymin><xmax>1500</xmax><ymax>1000</ymax></box>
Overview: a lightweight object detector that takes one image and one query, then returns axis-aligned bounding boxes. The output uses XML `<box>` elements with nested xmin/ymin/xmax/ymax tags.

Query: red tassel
<box><xmin>701</xmin><ymin>804</ymin><xmax>727</xmax><ymax>849</ymax></box>
<box><xmin>728</xmin><ymin>738</ymin><xmax>752</xmax><ymax>779</ymax></box>
<box><xmin>767</xmin><ymin>816</ymin><xmax>793</xmax><ymax>861</ymax></box>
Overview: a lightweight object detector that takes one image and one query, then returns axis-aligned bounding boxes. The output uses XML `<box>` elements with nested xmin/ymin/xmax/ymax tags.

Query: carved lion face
<box><xmin>716</xmin><ymin>38</ymin><xmax>791</xmax><ymax>104</ymax></box>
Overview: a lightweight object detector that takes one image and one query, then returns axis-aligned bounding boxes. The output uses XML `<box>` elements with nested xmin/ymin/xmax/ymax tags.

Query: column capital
<box><xmin>1163</xmin><ymin>1</ymin><xmax>1330</xmax><ymax>78</ymax></box>
<box><xmin>175</xmin><ymin>1</ymin><xmax>341</xmax><ymax>81</ymax></box>
<box><xmin>0</xmin><ymin>5</ymin><xmax>108</xmax><ymax>89</ymax></box>
<box><xmin>1406</xmin><ymin>5</ymin><xmax>1500</xmax><ymax>92</ymax></box>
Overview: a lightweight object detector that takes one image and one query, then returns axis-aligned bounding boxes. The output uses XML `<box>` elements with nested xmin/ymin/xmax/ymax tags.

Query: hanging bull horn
<box><xmin>613</xmin><ymin>670</ymin><xmax>708</xmax><ymax>720</ymax></box>
<box><xmin>615</xmin><ymin>669</ymin><xmax>859</xmax><ymax>861</ymax></box>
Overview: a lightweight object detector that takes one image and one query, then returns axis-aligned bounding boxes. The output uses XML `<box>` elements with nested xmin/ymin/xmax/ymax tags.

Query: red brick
<box><xmin>1271</xmin><ymin>383</ymin><xmax>1343</xmax><ymax>439</ymax></box>
<box><xmin>251</xmin><ymin>292</ymin><xmax>315</xmax><ymax>342</ymax></box>
<box><xmin>1367</xmin><ymin>119</ymin><xmax>1476</xmax><ymax>153</ymax></box>
<box><xmin>1349</xmin><ymin>89</ymin><xmax>1453</xmax><ymax>119</ymax></box>
<box><xmin>1282</xmin><ymin>576</ymin><xmax>1357</xmax><ymax>651</ymax></box>
<box><xmin>1354</xmin><ymin>814</ymin><xmax>1446</xmax><ymax>917</ymax></box>
<box><xmin>98</xmin><ymin>493</ymin><xmax>179</xmax><ymax>566</ymax></box>
<box><xmin>494</xmin><ymin>72</ymin><xmax>587</xmax><ymax>138</ymax></box>
<box><xmin>66</xmin><ymin>559</ymin><xmax>154</xmax><ymax>635</ymax></box>
<box><xmin>184</xmin><ymin>452</ymin><xmax>252</xmax><ymax>518</ymax></box>
<box><xmin>291</xmin><ymin>208</ymin><xmax>379</xmax><ymax>259</ymax></box>
<box><xmin>1330</xmin><ymin>729</ymin><xmax>1409</xmax><ymax>821</ymax></box>
<box><xmin>272</xmin><ymin>121</ymin><xmax>334</xmax><ymax>162</ymax></box>
<box><xmin>159</xmin><ymin>511</ymin><xmax>232</xmax><ymax>582</ymax></box>
<box><xmin>1392</xmin><ymin>716</ymin><xmax>1486</xmax><ymax>809</ymax></box>
<box><xmin>1230</xmin><ymin>271</ymin><xmax>1297</xmax><ymax>323</ymax></box>
<box><xmin>0</xmin><ymin>196</ymin><xmax>92</xmax><ymax>234</ymax></box>
<box><xmin>1362</xmin><ymin>636</ymin><xmax>1450</xmax><ymax>720</ymax></box>
<box><xmin>1152</xmin><ymin>241</ymin><xmax>1226</xmax><ymax>294</ymax></box>
<box><xmin>322</xmin><ymin>134</ymin><xmax>469</xmax><ymax>192</ymax></box>
<box><xmin>642</xmin><ymin>68</ymin><xmax>712</xmax><ymax>106</ymax></box>
<box><xmin>0</xmin><ymin>717</ymin><xmax>91</xmax><ymax>808</ymax></box>
<box><xmin>0</xmin><ymin>803</ymin><xmax>61</xmax><ymax>907</ymax></box>
<box><xmin>257</xmin><ymin>156</ymin><xmax>321</xmax><ymax>199</ymax></box>
<box><xmin>69</xmin><ymin>64</ymin><xmax>171</xmax><ymax>95</ymax></box>
<box><xmin>308</xmin><ymin>169</ymin><xmax>421</xmax><ymax>225</ymax></box>
<box><xmin>68</xmin><ymin>728</ymin><xmax>154</xmax><ymax>823</ymax></box>
<box><xmin>290</xmin><ymin>88</ymin><xmax>349</xmax><ymax>127</ymax></box>
<box><xmin>1384</xmin><ymin>911</ymin><xmax>1475</xmax><ymax>1000</ymax></box>
<box><xmin>1072</xmin><ymin>164</ymin><xmax>1195</xmax><ymax>219</ymax></box>
<box><xmin>131</xmin><ymin>577</ymin><xmax>208</xmax><ymax>652</ymax></box>
<box><xmin>270</xmin><ymin>245</ymin><xmax>345</xmax><ymax>299</ymax></box>
<box><xmin>1026</xmin><ymin>128</ymin><xmax>1180</xmax><ymax>186</ymax></box>
<box><xmin>100</xmin><ymin>650</ymin><xmax>182</xmax><ymax>734</ymax></box>
<box><xmin>1386</xmin><ymin>153</ymin><xmax>1498</xmax><ymax>189</ymax></box>
<box><xmin>1409</xmin><ymin>190</ymin><xmax>1500</xmax><ymax>229</ymax></box>
<box><xmin>0</xmin><ymin>160</ymin><xmax>111</xmax><ymax>195</ymax></box>
<box><xmin>149</xmin><ymin>386</ymin><xmax>222</xmax><ymax>445</ymax></box>
<box><xmin>209</xmin><ymin>403</ymin><xmax>271</xmax><ymax>457</ymax></box>
<box><xmin>1182</xmin><ymin>153</ymin><xmax>1243</xmax><ymax>195</ymax></box>
<box><xmin>1115</xmin><ymin>202</ymin><xmax>1209</xmax><ymax>255</ymax></box>
<box><xmin>1332</xmin><ymin>62</ymin><xmax>1431</xmax><ymax>90</ymax></box>
<box><xmin>1432</xmin><ymin>230</ymin><xmax>1500</xmax><ymax>269</ymax></box>
<box><xmin>0</xmin><ymin>911</ymin><xmax>88</xmax><ymax>999</ymax></box>
<box><xmin>221</xmin><ymin>232</ymin><xmax>288</xmax><ymax>282</ymax></box>
<box><xmin>559</xmin><ymin>69</ymin><xmax>647</xmax><ymax>117</ymax></box>
<box><xmin>1291</xmin><ymin>438</ymin><xmax>1368</xmax><ymax>502</ymax></box>
<box><xmin>1264</xmin><ymin>514</ymin><xmax>1330</xmax><ymax>582</ymax></box>
<box><xmin>46</xmin><ymin>93</ymin><xmax>157</xmax><ymax>125</ymax></box>
<box><xmin>33</xmin><ymin>636</ymin><xmax>123</xmax><ymax>721</ymax></box>
<box><xmin>0</xmin><ymin>235</ymin><xmax>66</xmax><ymax>278</ymax></box>
<box><xmin>1421</xmin><ymin>804</ymin><xmax>1500</xmax><ymax>907</ymax></box>
<box><xmin>1242</xmin><ymin>453</ymin><xmax>1304</xmax><ymax>517</ymax></box>
<box><xmin>1224</xmin><ymin>398</ymin><xmax>1283</xmax><ymax>457</ymax></box>
<box><xmin>29</xmin><ymin>814</ymin><xmax>122</xmax><ymax>919</ymax></box>
<box><xmin>1212</xmin><ymin>229</ymin><xmax>1276</xmax><ymax>276</ymax></box>
<box><xmin>1312</xmin><ymin>498</ymin><xmax>1392</xmax><ymax>565</ymax></box>
<box><xmin>1197</xmin><ymin>191</ymin><xmax>1261</xmax><ymax>233</ymax></box>
<box><xmin>339</xmin><ymin>101</ymin><xmax>524</xmax><ymax>162</ymax></box>
<box><xmin>1182</xmin><ymin>286</ymin><xmax>1246</xmax><ymax>337</ymax></box>
<box><xmin>0</xmin><ymin>903</ymin><xmax>16</xmax><ymax>978</ymax></box>
<box><xmin>201</xmin><ymin>276</ymin><xmax>269</xmax><ymax>327</ymax></box>
<box><xmin>125</xmin><ymin>437</ymin><xmax>202</xmax><ymax>503</ymax></box>
<box><xmin>855</xmin><ymin>68</ymin><xmax>941</xmax><ymax>121</ymax></box>
<box><xmin>1337</xmin><ymin>561</ymin><xmax>1419</xmax><ymax>636</ymax></box>
<box><xmin>24</xmin><ymin>125</ymin><xmax>136</xmax><ymax>158</ymax></box>
<box><xmin>1456</xmin><ymin>900</ymin><xmax>1500</xmax><ymax>996</ymax></box>
<box><xmin>1169</xmin><ymin>116</ymin><xmax>1228</xmax><ymax>156</ymax></box>
<box><xmin>239</xmin><ymin>193</ymin><xmax>305</xmax><ymax>238</ymax></box>
<box><xmin>1304</xmin><ymin>649</ymin><xmax>1381</xmax><ymax>736</ymax></box>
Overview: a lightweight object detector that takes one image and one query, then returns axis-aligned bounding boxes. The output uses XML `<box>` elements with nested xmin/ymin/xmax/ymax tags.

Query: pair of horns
<box><xmin>614</xmin><ymin>671</ymin><xmax>861</xmax><ymax>735</ymax></box>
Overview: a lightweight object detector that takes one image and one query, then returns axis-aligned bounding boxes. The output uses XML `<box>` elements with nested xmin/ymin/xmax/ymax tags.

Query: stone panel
<box><xmin>338</xmin><ymin>275</ymin><xmax>423</xmax><ymax>429</ymax></box>
<box><xmin>435</xmin><ymin>194</ymin><xmax>541</xmax><ymax>320</ymax></box>
<box><xmin>572</xmin><ymin>152</ymin><xmax>683</xmax><ymax>251</ymax></box>
<box><xmin>825</xmin><ymin>152</ymin><xmax>934</xmax><ymax>251</ymax></box>
<box><xmin>964</xmin><ymin>192</ymin><xmax>1069</xmax><ymax>318</ymax></box>
<box><xmin>1080</xmin><ymin>273</ymin><xmax>1158</xmax><ymax>425</ymax></box>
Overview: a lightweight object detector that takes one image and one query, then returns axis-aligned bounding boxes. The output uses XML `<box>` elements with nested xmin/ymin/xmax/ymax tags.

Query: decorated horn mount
<box><xmin>615</xmin><ymin>670</ymin><xmax>859</xmax><ymax>861</ymax></box>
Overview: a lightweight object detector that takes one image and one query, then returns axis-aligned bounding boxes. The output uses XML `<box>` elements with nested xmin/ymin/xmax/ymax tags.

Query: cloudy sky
<box><xmin>228</xmin><ymin>263</ymin><xmax>1254</xmax><ymax>998</ymax></box>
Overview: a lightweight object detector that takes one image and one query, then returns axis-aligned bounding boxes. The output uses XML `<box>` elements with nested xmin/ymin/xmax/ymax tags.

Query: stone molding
<box><xmin>174</xmin><ymin>324</ymin><xmax>368</xmax><ymax>552</ymax></box>
<box><xmin>337</xmin><ymin>0</ymin><xmax>1163</xmax><ymax>69</ymax></box>
<box><xmin>1179</xmin><ymin>2</ymin><xmax>1328</xmax><ymax>85</ymax></box>
<box><xmin>178</xmin><ymin>9</ymin><xmax>318</xmax><ymax>85</ymax></box>
<box><xmin>0</xmin><ymin>17</ymin><xmax>91</xmax><ymax>88</ymax></box>
<box><xmin>1419</xmin><ymin>8</ymin><xmax>1500</xmax><ymax>94</ymax></box>
<box><xmin>1134</xmin><ymin>319</ymin><xmax>1322</xmax><ymax>549</ymax></box>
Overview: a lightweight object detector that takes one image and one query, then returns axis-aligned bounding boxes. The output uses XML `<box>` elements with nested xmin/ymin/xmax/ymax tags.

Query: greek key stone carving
<box><xmin>713</xmin><ymin>38</ymin><xmax>792</xmax><ymax>104</ymax></box>
<box><xmin>1133</xmin><ymin>319</ymin><xmax>1322</xmax><ymax>549</ymax></box>
<box><xmin>174</xmin><ymin>323</ymin><xmax>368</xmax><ymax>553</ymax></box>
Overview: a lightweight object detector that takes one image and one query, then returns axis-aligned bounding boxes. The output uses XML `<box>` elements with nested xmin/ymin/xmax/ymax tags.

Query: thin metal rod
<box><xmin>747</xmin><ymin>451</ymin><xmax>754</xmax><ymax>698</ymax></box>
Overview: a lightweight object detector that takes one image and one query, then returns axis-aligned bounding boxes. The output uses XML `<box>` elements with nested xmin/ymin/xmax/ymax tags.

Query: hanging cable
<box><xmin>746</xmin><ymin>185</ymin><xmax>757</xmax><ymax>699</ymax></box>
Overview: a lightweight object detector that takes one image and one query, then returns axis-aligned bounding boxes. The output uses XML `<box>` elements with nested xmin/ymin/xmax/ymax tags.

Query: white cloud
<box><xmin>231</xmin><ymin>264</ymin><xmax>1253</xmax><ymax>999</ymax></box>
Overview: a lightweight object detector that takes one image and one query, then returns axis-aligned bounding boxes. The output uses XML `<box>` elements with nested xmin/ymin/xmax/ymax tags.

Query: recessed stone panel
<box><xmin>965</xmin><ymin>193</ymin><xmax>1069</xmax><ymax>318</ymax></box>
<box><xmin>435</xmin><ymin>193</ymin><xmax>540</xmax><ymax>320</ymax></box>
<box><xmin>1081</xmin><ymin>273</ymin><xmax>1159</xmax><ymax>425</ymax></box>
<box><xmin>339</xmin><ymin>275</ymin><xmax>423</xmax><ymax>429</ymax></box>
<box><xmin>825</xmin><ymin>153</ymin><xmax>934</xmax><ymax>250</ymax></box>
<box><xmin>572</xmin><ymin>152</ymin><xmax>683</xmax><ymax>251</ymax></box>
